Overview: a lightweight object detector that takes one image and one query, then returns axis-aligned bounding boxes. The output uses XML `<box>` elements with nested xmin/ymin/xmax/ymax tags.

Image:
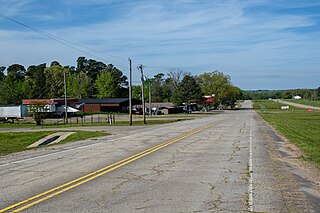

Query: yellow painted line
<box><xmin>1</xmin><ymin>119</ymin><xmax>224</xmax><ymax>213</ymax></box>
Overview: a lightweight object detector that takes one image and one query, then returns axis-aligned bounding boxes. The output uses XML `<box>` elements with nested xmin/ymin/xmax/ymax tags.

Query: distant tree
<box><xmin>76</xmin><ymin>57</ymin><xmax>108</xmax><ymax>97</ymax></box>
<box><xmin>172</xmin><ymin>75</ymin><xmax>202</xmax><ymax>105</ymax></box>
<box><xmin>44</xmin><ymin>65</ymin><xmax>69</xmax><ymax>98</ymax></box>
<box><xmin>132</xmin><ymin>85</ymin><xmax>141</xmax><ymax>100</ymax></box>
<box><xmin>95</xmin><ymin>64</ymin><xmax>128</xmax><ymax>98</ymax></box>
<box><xmin>198</xmin><ymin>71</ymin><xmax>230</xmax><ymax>97</ymax></box>
<box><xmin>1</xmin><ymin>64</ymin><xmax>29</xmax><ymax>104</ymax></box>
<box><xmin>151</xmin><ymin>73</ymin><xmax>165</xmax><ymax>102</ymax></box>
<box><xmin>0</xmin><ymin>66</ymin><xmax>5</xmax><ymax>81</ymax></box>
<box><xmin>1</xmin><ymin>76</ymin><xmax>30</xmax><ymax>104</ymax></box>
<box><xmin>50</xmin><ymin>61</ymin><xmax>61</xmax><ymax>67</ymax></box>
<box><xmin>28</xmin><ymin>102</ymin><xmax>49</xmax><ymax>125</ymax></box>
<box><xmin>7</xmin><ymin>64</ymin><xmax>26</xmax><ymax>81</ymax></box>
<box><xmin>218</xmin><ymin>84</ymin><xmax>242</xmax><ymax>109</ymax></box>
<box><xmin>66</xmin><ymin>71</ymin><xmax>91</xmax><ymax>98</ymax></box>
<box><xmin>167</xmin><ymin>69</ymin><xmax>184</xmax><ymax>91</ymax></box>
<box><xmin>26</xmin><ymin>64</ymin><xmax>47</xmax><ymax>99</ymax></box>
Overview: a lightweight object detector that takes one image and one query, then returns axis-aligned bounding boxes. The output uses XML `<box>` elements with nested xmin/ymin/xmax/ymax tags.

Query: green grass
<box><xmin>254</xmin><ymin>100</ymin><xmax>320</xmax><ymax>165</ymax></box>
<box><xmin>0</xmin><ymin>118</ymin><xmax>186</xmax><ymax>128</ymax></box>
<box><xmin>284</xmin><ymin>99</ymin><xmax>320</xmax><ymax>107</ymax></box>
<box><xmin>253</xmin><ymin>100</ymin><xmax>304</xmax><ymax>110</ymax></box>
<box><xmin>0</xmin><ymin>131</ymin><xmax>108</xmax><ymax>155</ymax></box>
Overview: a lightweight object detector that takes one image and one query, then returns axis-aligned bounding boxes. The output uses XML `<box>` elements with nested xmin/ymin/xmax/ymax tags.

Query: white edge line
<box><xmin>248</xmin><ymin>117</ymin><xmax>254</xmax><ymax>212</ymax></box>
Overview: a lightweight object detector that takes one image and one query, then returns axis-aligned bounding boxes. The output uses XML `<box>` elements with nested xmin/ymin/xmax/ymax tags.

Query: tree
<box><xmin>7</xmin><ymin>64</ymin><xmax>26</xmax><ymax>81</ymax></box>
<box><xmin>151</xmin><ymin>73</ymin><xmax>165</xmax><ymax>102</ymax></box>
<box><xmin>50</xmin><ymin>61</ymin><xmax>61</xmax><ymax>67</ymax></box>
<box><xmin>1</xmin><ymin>64</ymin><xmax>29</xmax><ymax>104</ymax></box>
<box><xmin>198</xmin><ymin>71</ymin><xmax>230</xmax><ymax>96</ymax></box>
<box><xmin>167</xmin><ymin>68</ymin><xmax>187</xmax><ymax>91</ymax></box>
<box><xmin>0</xmin><ymin>66</ymin><xmax>5</xmax><ymax>81</ymax></box>
<box><xmin>172</xmin><ymin>75</ymin><xmax>202</xmax><ymax>105</ymax></box>
<box><xmin>44</xmin><ymin>65</ymin><xmax>69</xmax><ymax>98</ymax></box>
<box><xmin>66</xmin><ymin>71</ymin><xmax>91</xmax><ymax>98</ymax></box>
<box><xmin>26</xmin><ymin>64</ymin><xmax>47</xmax><ymax>99</ymax></box>
<box><xmin>76</xmin><ymin>57</ymin><xmax>109</xmax><ymax>97</ymax></box>
<box><xmin>95</xmin><ymin>65</ymin><xmax>128</xmax><ymax>98</ymax></box>
<box><xmin>132</xmin><ymin>85</ymin><xmax>142</xmax><ymax>100</ymax></box>
<box><xmin>218</xmin><ymin>84</ymin><xmax>242</xmax><ymax>109</ymax></box>
<box><xmin>28</xmin><ymin>102</ymin><xmax>49</xmax><ymax>125</ymax></box>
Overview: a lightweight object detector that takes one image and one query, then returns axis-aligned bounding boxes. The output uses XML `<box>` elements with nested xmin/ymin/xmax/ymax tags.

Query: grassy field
<box><xmin>254</xmin><ymin>100</ymin><xmax>320</xmax><ymax>165</ymax></box>
<box><xmin>0</xmin><ymin>118</ymin><xmax>187</xmax><ymax>129</ymax></box>
<box><xmin>0</xmin><ymin>131</ymin><xmax>108</xmax><ymax>155</ymax></box>
<box><xmin>284</xmin><ymin>99</ymin><xmax>320</xmax><ymax>107</ymax></box>
<box><xmin>253</xmin><ymin>100</ymin><xmax>304</xmax><ymax>110</ymax></box>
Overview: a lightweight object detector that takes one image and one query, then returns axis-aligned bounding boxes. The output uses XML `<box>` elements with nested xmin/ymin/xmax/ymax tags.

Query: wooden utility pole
<box><xmin>64</xmin><ymin>71</ymin><xmax>68</xmax><ymax>124</ymax></box>
<box><xmin>149</xmin><ymin>80</ymin><xmax>152</xmax><ymax>117</ymax></box>
<box><xmin>128</xmin><ymin>58</ymin><xmax>132</xmax><ymax>126</ymax></box>
<box><xmin>139</xmin><ymin>65</ymin><xmax>146</xmax><ymax>124</ymax></box>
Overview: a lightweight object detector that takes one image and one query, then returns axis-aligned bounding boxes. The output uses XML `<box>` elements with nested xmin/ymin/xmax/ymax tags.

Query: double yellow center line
<box><xmin>0</xmin><ymin>119</ymin><xmax>223</xmax><ymax>213</ymax></box>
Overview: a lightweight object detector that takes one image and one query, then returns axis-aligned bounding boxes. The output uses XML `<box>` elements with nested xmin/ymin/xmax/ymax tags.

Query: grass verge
<box><xmin>0</xmin><ymin>131</ymin><xmax>108</xmax><ymax>155</ymax></box>
<box><xmin>0</xmin><ymin>118</ymin><xmax>187</xmax><ymax>128</ymax></box>
<box><xmin>254</xmin><ymin>100</ymin><xmax>320</xmax><ymax>165</ymax></box>
<box><xmin>283</xmin><ymin>99</ymin><xmax>320</xmax><ymax>107</ymax></box>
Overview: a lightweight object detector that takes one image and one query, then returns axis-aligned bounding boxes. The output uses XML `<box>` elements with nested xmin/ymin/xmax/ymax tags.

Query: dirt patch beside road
<box><xmin>255</xmin><ymin>113</ymin><xmax>320</xmax><ymax>211</ymax></box>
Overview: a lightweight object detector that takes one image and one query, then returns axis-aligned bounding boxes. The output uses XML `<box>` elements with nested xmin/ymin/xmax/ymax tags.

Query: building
<box><xmin>293</xmin><ymin>95</ymin><xmax>302</xmax><ymax>100</ymax></box>
<box><xmin>134</xmin><ymin>102</ymin><xmax>177</xmax><ymax>114</ymax></box>
<box><xmin>22</xmin><ymin>98</ymin><xmax>135</xmax><ymax>115</ymax></box>
<box><xmin>78</xmin><ymin>98</ymin><xmax>142</xmax><ymax>113</ymax></box>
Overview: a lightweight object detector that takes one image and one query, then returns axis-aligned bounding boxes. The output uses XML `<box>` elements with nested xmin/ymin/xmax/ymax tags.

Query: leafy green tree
<box><xmin>26</xmin><ymin>64</ymin><xmax>47</xmax><ymax>99</ymax></box>
<box><xmin>132</xmin><ymin>85</ymin><xmax>141</xmax><ymax>100</ymax></box>
<box><xmin>172</xmin><ymin>75</ymin><xmax>202</xmax><ymax>105</ymax></box>
<box><xmin>218</xmin><ymin>84</ymin><xmax>242</xmax><ymax>108</ymax></box>
<box><xmin>1</xmin><ymin>76</ymin><xmax>30</xmax><ymax>104</ymax></box>
<box><xmin>7</xmin><ymin>64</ymin><xmax>26</xmax><ymax>81</ymax></box>
<box><xmin>44</xmin><ymin>65</ymin><xmax>69</xmax><ymax>98</ymax></box>
<box><xmin>66</xmin><ymin>71</ymin><xmax>91</xmax><ymax>98</ymax></box>
<box><xmin>50</xmin><ymin>61</ymin><xmax>61</xmax><ymax>67</ymax></box>
<box><xmin>1</xmin><ymin>64</ymin><xmax>29</xmax><ymax>104</ymax></box>
<box><xmin>151</xmin><ymin>73</ymin><xmax>165</xmax><ymax>102</ymax></box>
<box><xmin>28</xmin><ymin>102</ymin><xmax>49</xmax><ymax>125</ymax></box>
<box><xmin>0</xmin><ymin>66</ymin><xmax>5</xmax><ymax>81</ymax></box>
<box><xmin>198</xmin><ymin>71</ymin><xmax>230</xmax><ymax>96</ymax></box>
<box><xmin>95</xmin><ymin>65</ymin><xmax>128</xmax><ymax>98</ymax></box>
<box><xmin>76</xmin><ymin>57</ymin><xmax>109</xmax><ymax>97</ymax></box>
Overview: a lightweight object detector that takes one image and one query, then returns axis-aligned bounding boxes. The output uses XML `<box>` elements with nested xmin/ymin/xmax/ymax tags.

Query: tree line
<box><xmin>0</xmin><ymin>57</ymin><xmax>242</xmax><ymax>108</ymax></box>
<box><xmin>243</xmin><ymin>88</ymin><xmax>320</xmax><ymax>100</ymax></box>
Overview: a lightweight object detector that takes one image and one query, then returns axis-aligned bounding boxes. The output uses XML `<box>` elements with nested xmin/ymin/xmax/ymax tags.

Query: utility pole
<box><xmin>148</xmin><ymin>80</ymin><xmax>152</xmax><ymax>117</ymax></box>
<box><xmin>128</xmin><ymin>58</ymin><xmax>132</xmax><ymax>126</ymax></box>
<box><xmin>139</xmin><ymin>64</ymin><xmax>146</xmax><ymax>124</ymax></box>
<box><xmin>64</xmin><ymin>71</ymin><xmax>68</xmax><ymax>124</ymax></box>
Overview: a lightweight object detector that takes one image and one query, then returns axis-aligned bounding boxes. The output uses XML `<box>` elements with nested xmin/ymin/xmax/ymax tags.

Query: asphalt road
<box><xmin>0</xmin><ymin>100</ymin><xmax>319</xmax><ymax>212</ymax></box>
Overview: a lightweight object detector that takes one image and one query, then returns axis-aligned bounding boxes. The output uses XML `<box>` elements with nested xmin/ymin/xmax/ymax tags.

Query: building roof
<box><xmin>135</xmin><ymin>102</ymin><xmax>176</xmax><ymax>108</ymax></box>
<box><xmin>79</xmin><ymin>98</ymin><xmax>129</xmax><ymax>104</ymax></box>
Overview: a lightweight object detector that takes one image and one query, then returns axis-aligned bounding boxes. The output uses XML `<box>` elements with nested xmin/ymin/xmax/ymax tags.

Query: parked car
<box><xmin>132</xmin><ymin>110</ymin><xmax>143</xmax><ymax>115</ymax></box>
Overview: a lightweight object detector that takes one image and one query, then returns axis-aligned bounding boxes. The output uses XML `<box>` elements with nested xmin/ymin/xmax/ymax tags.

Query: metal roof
<box><xmin>79</xmin><ymin>98</ymin><xmax>129</xmax><ymax>104</ymax></box>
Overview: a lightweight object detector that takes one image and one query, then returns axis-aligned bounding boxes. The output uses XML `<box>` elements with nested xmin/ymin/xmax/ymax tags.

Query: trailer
<box><xmin>0</xmin><ymin>105</ymin><xmax>28</xmax><ymax>119</ymax></box>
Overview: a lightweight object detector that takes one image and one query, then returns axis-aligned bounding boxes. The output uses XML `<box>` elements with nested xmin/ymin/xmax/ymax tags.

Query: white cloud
<box><xmin>1</xmin><ymin>0</ymin><xmax>319</xmax><ymax>89</ymax></box>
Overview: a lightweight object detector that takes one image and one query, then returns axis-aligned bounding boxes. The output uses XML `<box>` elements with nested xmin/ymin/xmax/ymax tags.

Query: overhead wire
<box><xmin>0</xmin><ymin>13</ymin><xmax>130</xmax><ymax>71</ymax></box>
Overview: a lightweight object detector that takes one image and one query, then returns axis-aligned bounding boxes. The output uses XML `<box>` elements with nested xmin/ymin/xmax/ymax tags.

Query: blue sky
<box><xmin>0</xmin><ymin>0</ymin><xmax>319</xmax><ymax>90</ymax></box>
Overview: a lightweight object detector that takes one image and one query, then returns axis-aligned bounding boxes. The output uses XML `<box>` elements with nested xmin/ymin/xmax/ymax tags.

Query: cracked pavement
<box><xmin>0</xmin><ymin>100</ymin><xmax>319</xmax><ymax>212</ymax></box>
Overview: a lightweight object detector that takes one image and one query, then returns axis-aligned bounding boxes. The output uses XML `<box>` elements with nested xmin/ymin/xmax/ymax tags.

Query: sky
<box><xmin>0</xmin><ymin>0</ymin><xmax>319</xmax><ymax>90</ymax></box>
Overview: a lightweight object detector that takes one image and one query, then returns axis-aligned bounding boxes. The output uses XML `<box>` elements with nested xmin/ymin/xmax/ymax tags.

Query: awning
<box><xmin>204</xmin><ymin>99</ymin><xmax>214</xmax><ymax>103</ymax></box>
<box><xmin>56</xmin><ymin>106</ymin><xmax>79</xmax><ymax>113</ymax></box>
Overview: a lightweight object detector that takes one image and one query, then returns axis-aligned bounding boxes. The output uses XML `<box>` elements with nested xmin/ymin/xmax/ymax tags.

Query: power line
<box><xmin>0</xmin><ymin>13</ymin><xmax>129</xmax><ymax>71</ymax></box>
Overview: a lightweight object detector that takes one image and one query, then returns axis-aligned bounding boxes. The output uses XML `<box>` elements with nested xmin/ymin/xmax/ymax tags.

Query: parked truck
<box><xmin>0</xmin><ymin>105</ymin><xmax>28</xmax><ymax>121</ymax></box>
